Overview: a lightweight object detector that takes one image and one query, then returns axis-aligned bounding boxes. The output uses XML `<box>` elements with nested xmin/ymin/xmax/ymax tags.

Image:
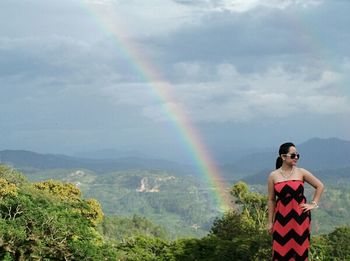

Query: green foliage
<box><xmin>210</xmin><ymin>211</ymin><xmax>243</xmax><ymax>240</ymax></box>
<box><xmin>310</xmin><ymin>184</ymin><xmax>350</xmax><ymax>234</ymax></box>
<box><xmin>0</xmin><ymin>178</ymin><xmax>18</xmax><ymax>199</ymax></box>
<box><xmin>309</xmin><ymin>235</ymin><xmax>330</xmax><ymax>261</ymax></box>
<box><xmin>309</xmin><ymin>226</ymin><xmax>350</xmax><ymax>260</ymax></box>
<box><xmin>115</xmin><ymin>235</ymin><xmax>172</xmax><ymax>261</ymax></box>
<box><xmin>170</xmin><ymin>237</ymin><xmax>218</xmax><ymax>261</ymax></box>
<box><xmin>34</xmin><ymin>180</ymin><xmax>104</xmax><ymax>226</ymax></box>
<box><xmin>207</xmin><ymin>181</ymin><xmax>271</xmax><ymax>260</ymax></box>
<box><xmin>0</xmin><ymin>165</ymin><xmax>27</xmax><ymax>185</ymax></box>
<box><xmin>25</xmin><ymin>169</ymin><xmax>218</xmax><ymax>238</ymax></box>
<box><xmin>230</xmin><ymin>181</ymin><xmax>268</xmax><ymax>233</ymax></box>
<box><xmin>82</xmin><ymin>198</ymin><xmax>104</xmax><ymax>226</ymax></box>
<box><xmin>99</xmin><ymin>215</ymin><xmax>167</xmax><ymax>241</ymax></box>
<box><xmin>2</xmin><ymin>165</ymin><xmax>350</xmax><ymax>260</ymax></box>
<box><xmin>0</xmin><ymin>165</ymin><xmax>116</xmax><ymax>260</ymax></box>
<box><xmin>24</xmin><ymin>167</ymin><xmax>350</xmax><ymax>239</ymax></box>
<box><xmin>34</xmin><ymin>179</ymin><xmax>82</xmax><ymax>200</ymax></box>
<box><xmin>326</xmin><ymin>226</ymin><xmax>350</xmax><ymax>260</ymax></box>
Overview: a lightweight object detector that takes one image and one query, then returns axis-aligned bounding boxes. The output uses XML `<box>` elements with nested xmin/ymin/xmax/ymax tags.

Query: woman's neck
<box><xmin>281</xmin><ymin>164</ymin><xmax>293</xmax><ymax>171</ymax></box>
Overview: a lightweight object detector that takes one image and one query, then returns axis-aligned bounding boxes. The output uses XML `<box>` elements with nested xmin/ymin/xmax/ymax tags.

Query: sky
<box><xmin>1</xmin><ymin>0</ymin><xmax>350</xmax><ymax>163</ymax></box>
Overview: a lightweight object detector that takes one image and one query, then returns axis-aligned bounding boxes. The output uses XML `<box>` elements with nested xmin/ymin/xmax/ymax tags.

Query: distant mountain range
<box><xmin>0</xmin><ymin>150</ymin><xmax>196</xmax><ymax>175</ymax></box>
<box><xmin>233</xmin><ymin>137</ymin><xmax>350</xmax><ymax>184</ymax></box>
<box><xmin>1</xmin><ymin>137</ymin><xmax>350</xmax><ymax>181</ymax></box>
<box><xmin>222</xmin><ymin>137</ymin><xmax>350</xmax><ymax>176</ymax></box>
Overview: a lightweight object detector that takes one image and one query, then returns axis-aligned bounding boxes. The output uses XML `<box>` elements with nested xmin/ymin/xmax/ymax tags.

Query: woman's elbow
<box><xmin>318</xmin><ymin>182</ymin><xmax>325</xmax><ymax>192</ymax></box>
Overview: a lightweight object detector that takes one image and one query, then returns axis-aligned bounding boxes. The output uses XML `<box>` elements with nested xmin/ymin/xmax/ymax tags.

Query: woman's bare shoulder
<box><xmin>268</xmin><ymin>169</ymin><xmax>279</xmax><ymax>181</ymax></box>
<box><xmin>296</xmin><ymin>167</ymin><xmax>311</xmax><ymax>175</ymax></box>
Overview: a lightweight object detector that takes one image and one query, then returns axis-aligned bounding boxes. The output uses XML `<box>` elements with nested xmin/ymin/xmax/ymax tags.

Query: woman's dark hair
<box><xmin>275</xmin><ymin>142</ymin><xmax>295</xmax><ymax>169</ymax></box>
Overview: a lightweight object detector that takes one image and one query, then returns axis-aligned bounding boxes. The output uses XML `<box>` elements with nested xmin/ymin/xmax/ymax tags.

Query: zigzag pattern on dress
<box><xmin>273</xmin><ymin>218</ymin><xmax>309</xmax><ymax>237</ymax></box>
<box><xmin>273</xmin><ymin>229</ymin><xmax>309</xmax><ymax>246</ymax></box>
<box><xmin>274</xmin><ymin>209</ymin><xmax>309</xmax><ymax>226</ymax></box>
<box><xmin>272</xmin><ymin>180</ymin><xmax>310</xmax><ymax>261</ymax></box>
<box><xmin>277</xmin><ymin>198</ymin><xmax>304</xmax><ymax>216</ymax></box>
<box><xmin>273</xmin><ymin>239</ymin><xmax>310</xmax><ymax>257</ymax></box>
<box><xmin>273</xmin><ymin>248</ymin><xmax>309</xmax><ymax>261</ymax></box>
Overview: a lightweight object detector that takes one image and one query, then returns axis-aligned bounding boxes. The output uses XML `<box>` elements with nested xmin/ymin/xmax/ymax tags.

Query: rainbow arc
<box><xmin>81</xmin><ymin>1</ymin><xmax>233</xmax><ymax>211</ymax></box>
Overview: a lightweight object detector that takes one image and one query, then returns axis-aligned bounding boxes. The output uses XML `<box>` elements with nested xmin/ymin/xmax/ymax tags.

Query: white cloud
<box><xmin>137</xmin><ymin>64</ymin><xmax>350</xmax><ymax>123</ymax></box>
<box><xmin>218</xmin><ymin>0</ymin><xmax>322</xmax><ymax>12</ymax></box>
<box><xmin>174</xmin><ymin>0</ymin><xmax>322</xmax><ymax>12</ymax></box>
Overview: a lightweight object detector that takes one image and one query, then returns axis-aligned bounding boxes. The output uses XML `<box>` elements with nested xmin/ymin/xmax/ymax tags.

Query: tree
<box><xmin>230</xmin><ymin>181</ymin><xmax>268</xmax><ymax>233</ymax></box>
<box><xmin>326</xmin><ymin>226</ymin><xmax>350</xmax><ymax>260</ymax></box>
<box><xmin>0</xmin><ymin>165</ymin><xmax>117</xmax><ymax>260</ymax></box>
<box><xmin>207</xmin><ymin>182</ymin><xmax>271</xmax><ymax>260</ymax></box>
<box><xmin>99</xmin><ymin>215</ymin><xmax>167</xmax><ymax>241</ymax></box>
<box><xmin>115</xmin><ymin>235</ymin><xmax>172</xmax><ymax>261</ymax></box>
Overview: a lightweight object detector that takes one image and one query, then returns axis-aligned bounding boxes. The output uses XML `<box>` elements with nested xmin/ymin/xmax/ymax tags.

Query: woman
<box><xmin>267</xmin><ymin>142</ymin><xmax>324</xmax><ymax>260</ymax></box>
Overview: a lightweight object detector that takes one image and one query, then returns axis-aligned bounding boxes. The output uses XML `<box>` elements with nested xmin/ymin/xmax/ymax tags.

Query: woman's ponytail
<box><xmin>276</xmin><ymin>156</ymin><xmax>283</xmax><ymax>169</ymax></box>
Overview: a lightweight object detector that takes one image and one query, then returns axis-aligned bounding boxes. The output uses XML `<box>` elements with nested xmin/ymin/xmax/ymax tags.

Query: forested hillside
<box><xmin>22</xmin><ymin>168</ymin><xmax>220</xmax><ymax>238</ymax></box>
<box><xmin>1</xmin><ymin>165</ymin><xmax>349</xmax><ymax>260</ymax></box>
<box><xmin>1</xmin><ymin>138</ymin><xmax>350</xmax><ymax>245</ymax></box>
<box><xmin>20</xmin><ymin>165</ymin><xmax>350</xmax><ymax>238</ymax></box>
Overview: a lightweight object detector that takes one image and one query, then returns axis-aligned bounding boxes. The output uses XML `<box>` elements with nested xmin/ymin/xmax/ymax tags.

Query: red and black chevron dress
<box><xmin>272</xmin><ymin>180</ymin><xmax>311</xmax><ymax>261</ymax></box>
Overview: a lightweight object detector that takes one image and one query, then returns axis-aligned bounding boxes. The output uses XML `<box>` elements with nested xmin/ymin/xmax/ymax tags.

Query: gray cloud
<box><xmin>141</xmin><ymin>65</ymin><xmax>350</xmax><ymax>123</ymax></box>
<box><xmin>1</xmin><ymin>0</ymin><xmax>349</xmax><ymax>156</ymax></box>
<box><xmin>151</xmin><ymin>1</ymin><xmax>349</xmax><ymax>76</ymax></box>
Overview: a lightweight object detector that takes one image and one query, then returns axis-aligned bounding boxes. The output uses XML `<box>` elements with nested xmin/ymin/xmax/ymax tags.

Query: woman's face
<box><xmin>283</xmin><ymin>146</ymin><xmax>300</xmax><ymax>166</ymax></box>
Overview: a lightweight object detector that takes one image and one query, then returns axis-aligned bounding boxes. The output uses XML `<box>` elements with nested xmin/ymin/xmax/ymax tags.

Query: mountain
<box><xmin>1</xmin><ymin>137</ymin><xmax>350</xmax><ymax>180</ymax></box>
<box><xmin>223</xmin><ymin>137</ymin><xmax>350</xmax><ymax>175</ymax></box>
<box><xmin>0</xmin><ymin>150</ymin><xmax>196</xmax><ymax>175</ymax></box>
<box><xmin>297</xmin><ymin>137</ymin><xmax>350</xmax><ymax>170</ymax></box>
<box><xmin>75</xmin><ymin>148</ymin><xmax>149</xmax><ymax>160</ymax></box>
<box><xmin>237</xmin><ymin>138</ymin><xmax>350</xmax><ymax>184</ymax></box>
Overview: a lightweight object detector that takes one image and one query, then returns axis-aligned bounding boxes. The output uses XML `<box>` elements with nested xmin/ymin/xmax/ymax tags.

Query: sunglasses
<box><xmin>283</xmin><ymin>153</ymin><xmax>300</xmax><ymax>159</ymax></box>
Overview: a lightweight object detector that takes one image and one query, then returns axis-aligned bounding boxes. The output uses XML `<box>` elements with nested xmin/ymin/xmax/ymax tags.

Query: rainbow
<box><xmin>80</xmin><ymin>1</ymin><xmax>232</xmax><ymax>211</ymax></box>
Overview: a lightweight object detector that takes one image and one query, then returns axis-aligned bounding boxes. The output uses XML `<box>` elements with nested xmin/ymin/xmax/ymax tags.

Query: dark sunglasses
<box><xmin>284</xmin><ymin>153</ymin><xmax>300</xmax><ymax>159</ymax></box>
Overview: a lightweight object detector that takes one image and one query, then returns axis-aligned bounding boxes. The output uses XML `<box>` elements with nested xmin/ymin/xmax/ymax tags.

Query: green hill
<box><xmin>1</xmin><ymin>164</ymin><xmax>350</xmax><ymax>260</ymax></box>
<box><xmin>24</xmin><ymin>168</ymin><xmax>221</xmax><ymax>239</ymax></box>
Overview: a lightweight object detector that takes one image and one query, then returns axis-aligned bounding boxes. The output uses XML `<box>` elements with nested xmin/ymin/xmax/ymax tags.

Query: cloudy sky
<box><xmin>1</xmin><ymin>0</ymin><xmax>349</xmax><ymax>163</ymax></box>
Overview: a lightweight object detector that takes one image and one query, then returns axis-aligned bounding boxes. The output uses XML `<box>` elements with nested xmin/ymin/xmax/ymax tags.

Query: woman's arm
<box><xmin>267</xmin><ymin>173</ymin><xmax>276</xmax><ymax>234</ymax></box>
<box><xmin>300</xmin><ymin>168</ymin><xmax>324</xmax><ymax>212</ymax></box>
